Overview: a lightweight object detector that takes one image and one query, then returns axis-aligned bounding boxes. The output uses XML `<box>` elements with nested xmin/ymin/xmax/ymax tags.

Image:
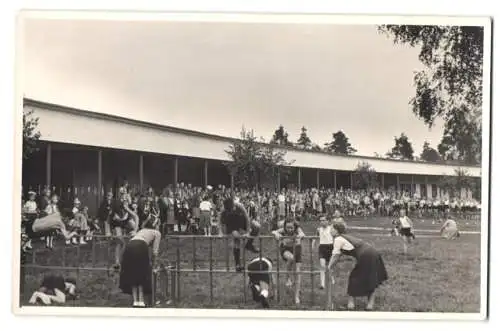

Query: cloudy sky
<box><xmin>21</xmin><ymin>16</ymin><xmax>445</xmax><ymax>156</ymax></box>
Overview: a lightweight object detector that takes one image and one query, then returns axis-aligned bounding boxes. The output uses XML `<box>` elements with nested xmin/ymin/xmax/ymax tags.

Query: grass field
<box><xmin>19</xmin><ymin>215</ymin><xmax>482</xmax><ymax>312</ymax></box>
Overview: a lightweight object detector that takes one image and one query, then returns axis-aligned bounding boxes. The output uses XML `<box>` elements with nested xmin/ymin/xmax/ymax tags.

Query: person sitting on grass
<box><xmin>28</xmin><ymin>274</ymin><xmax>78</xmax><ymax>305</ymax></box>
<box><xmin>328</xmin><ymin>219</ymin><xmax>388</xmax><ymax>311</ymax></box>
<box><xmin>247</xmin><ymin>256</ymin><xmax>274</xmax><ymax>309</ymax></box>
<box><xmin>272</xmin><ymin>218</ymin><xmax>305</xmax><ymax>305</ymax></box>
<box><xmin>440</xmin><ymin>213</ymin><xmax>460</xmax><ymax>240</ymax></box>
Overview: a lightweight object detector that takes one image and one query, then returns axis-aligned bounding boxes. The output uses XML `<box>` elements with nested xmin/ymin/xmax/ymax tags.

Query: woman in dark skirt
<box><xmin>328</xmin><ymin>220</ymin><xmax>388</xmax><ymax>311</ymax></box>
<box><xmin>119</xmin><ymin>228</ymin><xmax>161</xmax><ymax>307</ymax></box>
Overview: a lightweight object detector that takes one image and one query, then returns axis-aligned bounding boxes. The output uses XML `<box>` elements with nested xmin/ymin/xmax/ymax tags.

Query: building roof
<box><xmin>23</xmin><ymin>98</ymin><xmax>481</xmax><ymax>177</ymax></box>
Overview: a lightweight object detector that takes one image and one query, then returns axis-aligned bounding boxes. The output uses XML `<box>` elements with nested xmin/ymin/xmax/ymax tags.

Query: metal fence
<box><xmin>21</xmin><ymin>234</ymin><xmax>336</xmax><ymax>310</ymax></box>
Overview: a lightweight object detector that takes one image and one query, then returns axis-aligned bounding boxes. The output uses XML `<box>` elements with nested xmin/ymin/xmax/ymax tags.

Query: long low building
<box><xmin>21</xmin><ymin>98</ymin><xmax>481</xmax><ymax>213</ymax></box>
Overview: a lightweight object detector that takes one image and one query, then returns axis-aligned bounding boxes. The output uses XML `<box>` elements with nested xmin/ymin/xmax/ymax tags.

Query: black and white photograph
<box><xmin>13</xmin><ymin>11</ymin><xmax>491</xmax><ymax>319</ymax></box>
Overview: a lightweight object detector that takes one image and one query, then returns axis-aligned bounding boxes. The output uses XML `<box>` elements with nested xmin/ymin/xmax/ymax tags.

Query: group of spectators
<box><xmin>20</xmin><ymin>179</ymin><xmax>481</xmax><ymax>251</ymax></box>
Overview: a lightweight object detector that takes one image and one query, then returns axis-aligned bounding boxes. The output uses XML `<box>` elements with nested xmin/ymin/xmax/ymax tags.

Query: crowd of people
<box><xmin>22</xmin><ymin>179</ymin><xmax>478</xmax><ymax>309</ymax></box>
<box><xmin>21</xmin><ymin>180</ymin><xmax>481</xmax><ymax>250</ymax></box>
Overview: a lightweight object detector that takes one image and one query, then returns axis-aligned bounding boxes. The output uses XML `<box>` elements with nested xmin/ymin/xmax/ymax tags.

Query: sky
<box><xmin>21</xmin><ymin>17</ymin><xmax>446</xmax><ymax>157</ymax></box>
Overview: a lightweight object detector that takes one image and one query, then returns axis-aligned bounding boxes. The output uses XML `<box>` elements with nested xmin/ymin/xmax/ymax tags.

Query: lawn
<box><xmin>19</xmin><ymin>215</ymin><xmax>482</xmax><ymax>312</ymax></box>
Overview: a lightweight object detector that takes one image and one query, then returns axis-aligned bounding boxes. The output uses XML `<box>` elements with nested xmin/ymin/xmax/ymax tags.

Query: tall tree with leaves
<box><xmin>324</xmin><ymin>130</ymin><xmax>357</xmax><ymax>155</ymax></box>
<box><xmin>270</xmin><ymin>125</ymin><xmax>292</xmax><ymax>146</ymax></box>
<box><xmin>438</xmin><ymin>168</ymin><xmax>479</xmax><ymax>199</ymax></box>
<box><xmin>311</xmin><ymin>144</ymin><xmax>323</xmax><ymax>152</ymax></box>
<box><xmin>352</xmin><ymin>162</ymin><xmax>379</xmax><ymax>190</ymax></box>
<box><xmin>296</xmin><ymin>126</ymin><xmax>312</xmax><ymax>150</ymax></box>
<box><xmin>386</xmin><ymin>133</ymin><xmax>415</xmax><ymax>160</ymax></box>
<box><xmin>378</xmin><ymin>25</ymin><xmax>484</xmax><ymax>164</ymax></box>
<box><xmin>226</xmin><ymin>128</ymin><xmax>292</xmax><ymax>190</ymax></box>
<box><xmin>437</xmin><ymin>108</ymin><xmax>482</xmax><ymax>164</ymax></box>
<box><xmin>23</xmin><ymin>108</ymin><xmax>41</xmax><ymax>160</ymax></box>
<box><xmin>420</xmin><ymin>141</ymin><xmax>441</xmax><ymax>162</ymax></box>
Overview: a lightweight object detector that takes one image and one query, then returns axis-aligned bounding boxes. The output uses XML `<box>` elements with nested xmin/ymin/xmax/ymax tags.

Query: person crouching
<box><xmin>119</xmin><ymin>228</ymin><xmax>161</xmax><ymax>307</ymax></box>
<box><xmin>247</xmin><ymin>256</ymin><xmax>274</xmax><ymax>308</ymax></box>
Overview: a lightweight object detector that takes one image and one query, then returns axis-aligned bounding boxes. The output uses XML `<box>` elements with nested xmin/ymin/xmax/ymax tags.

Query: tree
<box><xmin>270</xmin><ymin>125</ymin><xmax>293</xmax><ymax>146</ymax></box>
<box><xmin>296</xmin><ymin>126</ymin><xmax>312</xmax><ymax>150</ymax></box>
<box><xmin>311</xmin><ymin>144</ymin><xmax>323</xmax><ymax>152</ymax></box>
<box><xmin>386</xmin><ymin>133</ymin><xmax>415</xmax><ymax>160</ymax></box>
<box><xmin>437</xmin><ymin>107</ymin><xmax>482</xmax><ymax>164</ymax></box>
<box><xmin>420</xmin><ymin>141</ymin><xmax>441</xmax><ymax>162</ymax></box>
<box><xmin>352</xmin><ymin>162</ymin><xmax>379</xmax><ymax>190</ymax></box>
<box><xmin>378</xmin><ymin>25</ymin><xmax>484</xmax><ymax>165</ymax></box>
<box><xmin>226</xmin><ymin>128</ymin><xmax>293</xmax><ymax>190</ymax></box>
<box><xmin>438</xmin><ymin>168</ymin><xmax>478</xmax><ymax>199</ymax></box>
<box><xmin>324</xmin><ymin>130</ymin><xmax>357</xmax><ymax>155</ymax></box>
<box><xmin>23</xmin><ymin>108</ymin><xmax>41</xmax><ymax>160</ymax></box>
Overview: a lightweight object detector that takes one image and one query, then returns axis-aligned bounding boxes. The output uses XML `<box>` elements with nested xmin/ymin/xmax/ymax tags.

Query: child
<box><xmin>22</xmin><ymin>191</ymin><xmax>38</xmax><ymax>251</ymax></box>
<box><xmin>398</xmin><ymin>209</ymin><xmax>416</xmax><ymax>254</ymax></box>
<box><xmin>272</xmin><ymin>219</ymin><xmax>305</xmax><ymax>305</ymax></box>
<box><xmin>311</xmin><ymin>216</ymin><xmax>335</xmax><ymax>289</ymax></box>
<box><xmin>28</xmin><ymin>274</ymin><xmax>77</xmax><ymax>305</ymax></box>
<box><xmin>247</xmin><ymin>256</ymin><xmax>274</xmax><ymax>308</ymax></box>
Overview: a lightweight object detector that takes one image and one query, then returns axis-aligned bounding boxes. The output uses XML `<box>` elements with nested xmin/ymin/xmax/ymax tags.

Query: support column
<box><xmin>97</xmin><ymin>149</ymin><xmax>102</xmax><ymax>203</ymax></box>
<box><xmin>381</xmin><ymin>173</ymin><xmax>385</xmax><ymax>189</ymax></box>
<box><xmin>396</xmin><ymin>175</ymin><xmax>400</xmax><ymax>191</ymax></box>
<box><xmin>277</xmin><ymin>167</ymin><xmax>281</xmax><ymax>191</ymax></box>
<box><xmin>350</xmin><ymin>172</ymin><xmax>353</xmax><ymax>189</ymax></box>
<box><xmin>173</xmin><ymin>157</ymin><xmax>179</xmax><ymax>186</ymax></box>
<box><xmin>297</xmin><ymin>168</ymin><xmax>302</xmax><ymax>191</ymax></box>
<box><xmin>316</xmin><ymin>169</ymin><xmax>320</xmax><ymax>189</ymax></box>
<box><xmin>45</xmin><ymin>143</ymin><xmax>52</xmax><ymax>190</ymax></box>
<box><xmin>333</xmin><ymin>171</ymin><xmax>337</xmax><ymax>190</ymax></box>
<box><xmin>230</xmin><ymin>173</ymin><xmax>235</xmax><ymax>190</ymax></box>
<box><xmin>203</xmin><ymin>160</ymin><xmax>208</xmax><ymax>188</ymax></box>
<box><xmin>139</xmin><ymin>154</ymin><xmax>144</xmax><ymax>191</ymax></box>
<box><xmin>411</xmin><ymin>175</ymin><xmax>414</xmax><ymax>195</ymax></box>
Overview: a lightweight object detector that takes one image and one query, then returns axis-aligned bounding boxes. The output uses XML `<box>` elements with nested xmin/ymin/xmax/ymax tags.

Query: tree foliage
<box><xmin>438</xmin><ymin>168</ymin><xmax>479</xmax><ymax>199</ymax></box>
<box><xmin>437</xmin><ymin>107</ymin><xmax>482</xmax><ymax>164</ymax></box>
<box><xmin>23</xmin><ymin>108</ymin><xmax>41</xmax><ymax>160</ymax></box>
<box><xmin>420</xmin><ymin>141</ymin><xmax>441</xmax><ymax>162</ymax></box>
<box><xmin>386</xmin><ymin>133</ymin><xmax>415</xmax><ymax>160</ymax></box>
<box><xmin>296</xmin><ymin>126</ymin><xmax>312</xmax><ymax>150</ymax></box>
<box><xmin>226</xmin><ymin>128</ymin><xmax>293</xmax><ymax>190</ymax></box>
<box><xmin>324</xmin><ymin>130</ymin><xmax>357</xmax><ymax>155</ymax></box>
<box><xmin>270</xmin><ymin>125</ymin><xmax>293</xmax><ymax>146</ymax></box>
<box><xmin>378</xmin><ymin>25</ymin><xmax>484</xmax><ymax>165</ymax></box>
<box><xmin>352</xmin><ymin>162</ymin><xmax>379</xmax><ymax>190</ymax></box>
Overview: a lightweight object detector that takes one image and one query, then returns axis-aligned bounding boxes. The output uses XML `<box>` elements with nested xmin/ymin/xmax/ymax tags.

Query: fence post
<box><xmin>276</xmin><ymin>238</ymin><xmax>280</xmax><ymax>304</ymax></box>
<box><xmin>176</xmin><ymin>236</ymin><xmax>181</xmax><ymax>302</ymax></box>
<box><xmin>192</xmin><ymin>236</ymin><xmax>196</xmax><ymax>271</ymax></box>
<box><xmin>91</xmin><ymin>237</ymin><xmax>96</xmax><ymax>267</ymax></box>
<box><xmin>151</xmin><ymin>268</ymin><xmax>157</xmax><ymax>307</ymax></box>
<box><xmin>310</xmin><ymin>237</ymin><xmax>315</xmax><ymax>306</ymax></box>
<box><xmin>209</xmin><ymin>236</ymin><xmax>213</xmax><ymax>304</ymax></box>
<box><xmin>242</xmin><ymin>238</ymin><xmax>247</xmax><ymax>303</ymax></box>
<box><xmin>326</xmin><ymin>268</ymin><xmax>332</xmax><ymax>311</ymax></box>
<box><xmin>225</xmin><ymin>236</ymin><xmax>230</xmax><ymax>271</ymax></box>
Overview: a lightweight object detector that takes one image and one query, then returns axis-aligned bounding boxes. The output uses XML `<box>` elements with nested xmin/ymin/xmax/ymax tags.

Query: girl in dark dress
<box><xmin>328</xmin><ymin>220</ymin><xmax>388</xmax><ymax>311</ymax></box>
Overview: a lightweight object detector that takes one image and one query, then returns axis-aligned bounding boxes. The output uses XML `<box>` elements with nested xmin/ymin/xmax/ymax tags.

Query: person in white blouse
<box><xmin>397</xmin><ymin>209</ymin><xmax>416</xmax><ymax>255</ymax></box>
<box><xmin>328</xmin><ymin>220</ymin><xmax>388</xmax><ymax>311</ymax></box>
<box><xmin>119</xmin><ymin>228</ymin><xmax>162</xmax><ymax>307</ymax></box>
<box><xmin>311</xmin><ymin>216</ymin><xmax>334</xmax><ymax>289</ymax></box>
<box><xmin>440</xmin><ymin>214</ymin><xmax>460</xmax><ymax>240</ymax></box>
